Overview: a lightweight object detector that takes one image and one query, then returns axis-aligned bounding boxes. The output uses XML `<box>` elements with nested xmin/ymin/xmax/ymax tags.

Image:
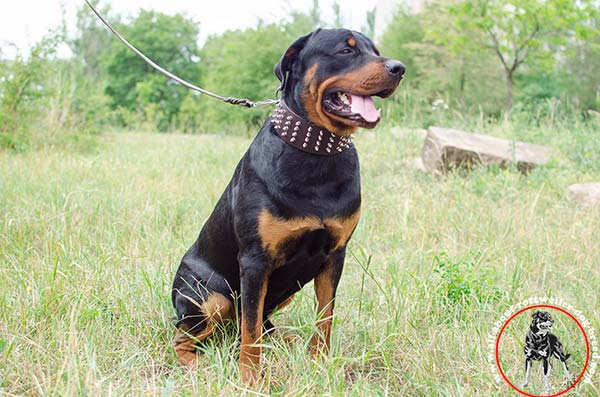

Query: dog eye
<box><xmin>338</xmin><ymin>48</ymin><xmax>354</xmax><ymax>55</ymax></box>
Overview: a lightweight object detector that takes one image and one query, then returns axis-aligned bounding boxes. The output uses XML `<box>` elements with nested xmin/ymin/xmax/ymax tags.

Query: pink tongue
<box><xmin>349</xmin><ymin>94</ymin><xmax>380</xmax><ymax>122</ymax></box>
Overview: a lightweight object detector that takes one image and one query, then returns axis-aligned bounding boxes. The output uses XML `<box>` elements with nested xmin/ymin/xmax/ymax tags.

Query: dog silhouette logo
<box><xmin>489</xmin><ymin>301</ymin><xmax>598</xmax><ymax>397</ymax></box>
<box><xmin>521</xmin><ymin>311</ymin><xmax>572</xmax><ymax>390</ymax></box>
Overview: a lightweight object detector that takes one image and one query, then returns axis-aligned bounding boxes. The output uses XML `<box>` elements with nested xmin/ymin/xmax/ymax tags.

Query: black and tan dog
<box><xmin>522</xmin><ymin>311</ymin><xmax>572</xmax><ymax>390</ymax></box>
<box><xmin>171</xmin><ymin>28</ymin><xmax>404</xmax><ymax>383</ymax></box>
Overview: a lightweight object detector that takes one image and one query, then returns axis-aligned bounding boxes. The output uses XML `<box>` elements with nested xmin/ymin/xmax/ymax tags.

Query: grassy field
<box><xmin>1</xmin><ymin>122</ymin><xmax>599</xmax><ymax>396</ymax></box>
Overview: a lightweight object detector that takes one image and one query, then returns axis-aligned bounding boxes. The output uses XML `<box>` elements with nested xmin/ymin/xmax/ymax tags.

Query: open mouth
<box><xmin>322</xmin><ymin>90</ymin><xmax>391</xmax><ymax>126</ymax></box>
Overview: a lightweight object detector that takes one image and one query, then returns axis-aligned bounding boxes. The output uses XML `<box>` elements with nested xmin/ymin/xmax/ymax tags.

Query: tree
<box><xmin>0</xmin><ymin>37</ymin><xmax>57</xmax><ymax>148</ymax></box>
<box><xmin>379</xmin><ymin>9</ymin><xmax>425</xmax><ymax>86</ymax></box>
<box><xmin>332</xmin><ymin>1</ymin><xmax>344</xmax><ymax>27</ymax></box>
<box><xmin>379</xmin><ymin>5</ymin><xmax>504</xmax><ymax>114</ymax></box>
<box><xmin>561</xmin><ymin>12</ymin><xmax>600</xmax><ymax>110</ymax></box>
<box><xmin>441</xmin><ymin>0</ymin><xmax>597</xmax><ymax>114</ymax></box>
<box><xmin>197</xmin><ymin>14</ymin><xmax>318</xmax><ymax>133</ymax></box>
<box><xmin>101</xmin><ymin>10</ymin><xmax>202</xmax><ymax>130</ymax></box>
<box><xmin>309</xmin><ymin>0</ymin><xmax>322</xmax><ymax>27</ymax></box>
<box><xmin>71</xmin><ymin>2</ymin><xmax>114</xmax><ymax>78</ymax></box>
<box><xmin>362</xmin><ymin>7</ymin><xmax>376</xmax><ymax>39</ymax></box>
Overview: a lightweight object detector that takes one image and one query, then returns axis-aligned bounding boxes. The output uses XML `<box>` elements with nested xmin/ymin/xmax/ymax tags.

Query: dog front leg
<box><xmin>239</xmin><ymin>253</ymin><xmax>271</xmax><ymax>385</ymax></box>
<box><xmin>522</xmin><ymin>358</ymin><xmax>532</xmax><ymax>388</ymax></box>
<box><xmin>542</xmin><ymin>359</ymin><xmax>552</xmax><ymax>390</ymax></box>
<box><xmin>310</xmin><ymin>250</ymin><xmax>344</xmax><ymax>357</ymax></box>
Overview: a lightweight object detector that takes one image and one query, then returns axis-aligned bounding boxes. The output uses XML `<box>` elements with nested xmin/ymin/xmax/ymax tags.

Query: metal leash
<box><xmin>84</xmin><ymin>0</ymin><xmax>279</xmax><ymax>108</ymax></box>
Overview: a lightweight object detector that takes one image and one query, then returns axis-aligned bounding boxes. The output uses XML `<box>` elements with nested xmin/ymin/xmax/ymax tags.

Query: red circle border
<box><xmin>494</xmin><ymin>304</ymin><xmax>591</xmax><ymax>397</ymax></box>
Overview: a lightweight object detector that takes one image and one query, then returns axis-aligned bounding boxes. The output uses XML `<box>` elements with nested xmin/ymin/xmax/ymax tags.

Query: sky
<box><xmin>0</xmin><ymin>0</ymin><xmax>382</xmax><ymax>57</ymax></box>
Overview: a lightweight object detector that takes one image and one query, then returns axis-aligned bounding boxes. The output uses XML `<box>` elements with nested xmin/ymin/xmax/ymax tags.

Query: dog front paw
<box><xmin>521</xmin><ymin>382</ymin><xmax>529</xmax><ymax>388</ymax></box>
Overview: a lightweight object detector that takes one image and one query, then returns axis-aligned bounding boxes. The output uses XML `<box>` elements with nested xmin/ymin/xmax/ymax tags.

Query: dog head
<box><xmin>531</xmin><ymin>311</ymin><xmax>554</xmax><ymax>335</ymax></box>
<box><xmin>274</xmin><ymin>28</ymin><xmax>404</xmax><ymax>137</ymax></box>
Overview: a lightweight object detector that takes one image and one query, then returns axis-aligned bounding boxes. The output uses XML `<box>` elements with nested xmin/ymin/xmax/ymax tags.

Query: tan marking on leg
<box><xmin>257</xmin><ymin>209</ymin><xmax>322</xmax><ymax>258</ymax></box>
<box><xmin>324</xmin><ymin>209</ymin><xmax>361</xmax><ymax>250</ymax></box>
<box><xmin>310</xmin><ymin>266</ymin><xmax>336</xmax><ymax>357</ymax></box>
<box><xmin>240</xmin><ymin>282</ymin><xmax>268</xmax><ymax>385</ymax></box>
<box><xmin>201</xmin><ymin>292</ymin><xmax>233</xmax><ymax>322</ymax></box>
<box><xmin>174</xmin><ymin>326</ymin><xmax>214</xmax><ymax>367</ymax></box>
<box><xmin>173</xmin><ymin>292</ymin><xmax>233</xmax><ymax>367</ymax></box>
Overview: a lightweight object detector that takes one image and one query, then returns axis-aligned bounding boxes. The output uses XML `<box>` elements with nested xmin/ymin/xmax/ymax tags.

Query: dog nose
<box><xmin>384</xmin><ymin>60</ymin><xmax>405</xmax><ymax>77</ymax></box>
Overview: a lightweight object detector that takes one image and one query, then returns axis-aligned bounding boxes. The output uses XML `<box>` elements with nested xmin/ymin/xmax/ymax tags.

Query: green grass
<box><xmin>1</xmin><ymin>122</ymin><xmax>599</xmax><ymax>396</ymax></box>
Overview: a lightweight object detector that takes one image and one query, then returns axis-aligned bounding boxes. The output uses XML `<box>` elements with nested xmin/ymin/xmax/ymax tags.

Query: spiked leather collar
<box><xmin>270</xmin><ymin>101</ymin><xmax>353</xmax><ymax>156</ymax></box>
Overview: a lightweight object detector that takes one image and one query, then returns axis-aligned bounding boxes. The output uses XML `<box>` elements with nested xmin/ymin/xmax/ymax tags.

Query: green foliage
<box><xmin>381</xmin><ymin>5</ymin><xmax>505</xmax><ymax>115</ymax></box>
<box><xmin>0</xmin><ymin>34</ymin><xmax>101</xmax><ymax>151</ymax></box>
<box><xmin>0</xmin><ymin>38</ymin><xmax>56</xmax><ymax>150</ymax></box>
<box><xmin>433</xmin><ymin>252</ymin><xmax>501</xmax><ymax>305</ymax></box>
<box><xmin>101</xmin><ymin>10</ymin><xmax>202</xmax><ymax>131</ymax></box>
<box><xmin>561</xmin><ymin>14</ymin><xmax>600</xmax><ymax>110</ymax></box>
<box><xmin>380</xmin><ymin>9</ymin><xmax>424</xmax><ymax>86</ymax></box>
<box><xmin>197</xmin><ymin>14</ymin><xmax>317</xmax><ymax>134</ymax></box>
<box><xmin>71</xmin><ymin>2</ymin><xmax>114</xmax><ymax>79</ymax></box>
<box><xmin>362</xmin><ymin>7</ymin><xmax>376</xmax><ymax>39</ymax></box>
<box><xmin>379</xmin><ymin>0</ymin><xmax>599</xmax><ymax>118</ymax></box>
<box><xmin>332</xmin><ymin>1</ymin><xmax>344</xmax><ymax>27</ymax></box>
<box><xmin>2</xmin><ymin>0</ymin><xmax>600</xmax><ymax>143</ymax></box>
<box><xmin>175</xmin><ymin>92</ymin><xmax>203</xmax><ymax>133</ymax></box>
<box><xmin>431</xmin><ymin>0</ymin><xmax>598</xmax><ymax>112</ymax></box>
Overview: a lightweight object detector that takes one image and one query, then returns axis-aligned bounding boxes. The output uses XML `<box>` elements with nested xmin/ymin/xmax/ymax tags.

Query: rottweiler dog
<box><xmin>522</xmin><ymin>311</ymin><xmax>572</xmax><ymax>390</ymax></box>
<box><xmin>171</xmin><ymin>28</ymin><xmax>404</xmax><ymax>383</ymax></box>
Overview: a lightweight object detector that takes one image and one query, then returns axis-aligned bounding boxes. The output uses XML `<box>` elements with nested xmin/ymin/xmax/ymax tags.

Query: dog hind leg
<box><xmin>553</xmin><ymin>342</ymin><xmax>572</xmax><ymax>382</ymax></box>
<box><xmin>173</xmin><ymin>292</ymin><xmax>233</xmax><ymax>367</ymax></box>
<box><xmin>560</xmin><ymin>359</ymin><xmax>572</xmax><ymax>382</ymax></box>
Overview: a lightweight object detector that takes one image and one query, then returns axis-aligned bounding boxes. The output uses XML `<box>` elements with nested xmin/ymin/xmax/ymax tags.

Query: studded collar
<box><xmin>270</xmin><ymin>101</ymin><xmax>353</xmax><ymax>156</ymax></box>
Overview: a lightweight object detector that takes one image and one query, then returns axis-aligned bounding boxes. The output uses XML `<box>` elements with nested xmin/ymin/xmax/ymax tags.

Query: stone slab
<box><xmin>567</xmin><ymin>183</ymin><xmax>600</xmax><ymax>206</ymax></box>
<box><xmin>422</xmin><ymin>126</ymin><xmax>551</xmax><ymax>174</ymax></box>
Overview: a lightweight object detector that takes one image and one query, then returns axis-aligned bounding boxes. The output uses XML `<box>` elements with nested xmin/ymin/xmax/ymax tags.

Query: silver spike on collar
<box><xmin>270</xmin><ymin>101</ymin><xmax>353</xmax><ymax>156</ymax></box>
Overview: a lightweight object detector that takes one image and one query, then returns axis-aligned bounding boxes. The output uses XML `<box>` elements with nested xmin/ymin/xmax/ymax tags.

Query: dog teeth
<box><xmin>337</xmin><ymin>92</ymin><xmax>350</xmax><ymax>105</ymax></box>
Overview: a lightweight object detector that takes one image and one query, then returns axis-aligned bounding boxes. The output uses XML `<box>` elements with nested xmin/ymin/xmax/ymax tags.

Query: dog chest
<box><xmin>257</xmin><ymin>208</ymin><xmax>360</xmax><ymax>260</ymax></box>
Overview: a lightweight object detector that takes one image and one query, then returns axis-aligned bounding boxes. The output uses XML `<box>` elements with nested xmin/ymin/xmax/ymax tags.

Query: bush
<box><xmin>0</xmin><ymin>33</ymin><xmax>106</xmax><ymax>151</ymax></box>
<box><xmin>100</xmin><ymin>10</ymin><xmax>202</xmax><ymax>132</ymax></box>
<box><xmin>433</xmin><ymin>252</ymin><xmax>501</xmax><ymax>306</ymax></box>
<box><xmin>0</xmin><ymin>38</ymin><xmax>56</xmax><ymax>150</ymax></box>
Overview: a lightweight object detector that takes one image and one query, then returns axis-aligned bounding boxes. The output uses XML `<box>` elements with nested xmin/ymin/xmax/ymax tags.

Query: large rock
<box><xmin>422</xmin><ymin>126</ymin><xmax>551</xmax><ymax>174</ymax></box>
<box><xmin>567</xmin><ymin>183</ymin><xmax>600</xmax><ymax>206</ymax></box>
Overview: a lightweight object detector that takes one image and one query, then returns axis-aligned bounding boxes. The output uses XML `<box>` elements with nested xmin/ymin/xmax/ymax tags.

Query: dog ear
<box><xmin>532</xmin><ymin>311</ymin><xmax>539</xmax><ymax>319</ymax></box>
<box><xmin>274</xmin><ymin>29</ymin><xmax>319</xmax><ymax>91</ymax></box>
